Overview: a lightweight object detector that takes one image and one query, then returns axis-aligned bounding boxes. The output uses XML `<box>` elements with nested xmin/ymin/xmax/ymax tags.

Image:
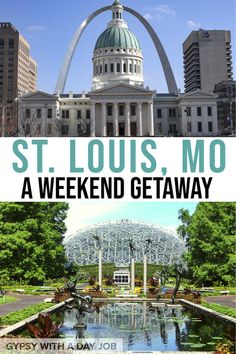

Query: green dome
<box><xmin>95</xmin><ymin>27</ymin><xmax>141</xmax><ymax>50</ymax></box>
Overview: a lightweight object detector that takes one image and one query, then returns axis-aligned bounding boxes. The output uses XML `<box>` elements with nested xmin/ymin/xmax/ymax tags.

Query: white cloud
<box><xmin>187</xmin><ymin>20</ymin><xmax>201</xmax><ymax>30</ymax></box>
<box><xmin>27</xmin><ymin>25</ymin><xmax>45</xmax><ymax>32</ymax></box>
<box><xmin>65</xmin><ymin>201</ymin><xmax>125</xmax><ymax>237</ymax></box>
<box><xmin>155</xmin><ymin>4</ymin><xmax>176</xmax><ymax>16</ymax></box>
<box><xmin>144</xmin><ymin>13</ymin><xmax>153</xmax><ymax>21</ymax></box>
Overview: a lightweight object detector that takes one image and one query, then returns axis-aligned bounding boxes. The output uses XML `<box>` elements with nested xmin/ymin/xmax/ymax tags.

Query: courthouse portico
<box><xmin>89</xmin><ymin>83</ymin><xmax>154</xmax><ymax>137</ymax></box>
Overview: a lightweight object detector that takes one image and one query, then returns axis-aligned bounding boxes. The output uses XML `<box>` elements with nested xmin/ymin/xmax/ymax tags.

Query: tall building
<box><xmin>0</xmin><ymin>22</ymin><xmax>37</xmax><ymax>136</ymax></box>
<box><xmin>19</xmin><ymin>1</ymin><xmax>221</xmax><ymax>138</ymax></box>
<box><xmin>183</xmin><ymin>30</ymin><xmax>233</xmax><ymax>93</ymax></box>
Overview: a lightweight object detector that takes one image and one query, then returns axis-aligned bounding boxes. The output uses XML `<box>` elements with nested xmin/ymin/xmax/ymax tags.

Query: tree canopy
<box><xmin>178</xmin><ymin>203</ymin><xmax>236</xmax><ymax>286</ymax></box>
<box><xmin>0</xmin><ymin>202</ymin><xmax>69</xmax><ymax>285</ymax></box>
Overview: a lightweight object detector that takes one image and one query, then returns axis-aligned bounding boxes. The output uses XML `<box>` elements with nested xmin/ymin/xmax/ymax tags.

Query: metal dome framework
<box><xmin>64</xmin><ymin>220</ymin><xmax>185</xmax><ymax>266</ymax></box>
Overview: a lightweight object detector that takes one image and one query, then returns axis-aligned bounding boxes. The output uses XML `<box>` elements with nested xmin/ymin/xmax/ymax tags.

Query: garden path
<box><xmin>0</xmin><ymin>293</ymin><xmax>49</xmax><ymax>316</ymax></box>
<box><xmin>0</xmin><ymin>283</ymin><xmax>88</xmax><ymax>316</ymax></box>
<box><xmin>205</xmin><ymin>295</ymin><xmax>235</xmax><ymax>309</ymax></box>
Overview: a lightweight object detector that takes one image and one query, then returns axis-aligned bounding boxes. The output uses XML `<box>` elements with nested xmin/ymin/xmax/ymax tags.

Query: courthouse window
<box><xmin>157</xmin><ymin>109</ymin><xmax>162</xmax><ymax>118</ymax></box>
<box><xmin>208</xmin><ymin>122</ymin><xmax>213</xmax><ymax>132</ymax></box>
<box><xmin>197</xmin><ymin>107</ymin><xmax>202</xmax><ymax>116</ymax></box>
<box><xmin>119</xmin><ymin>105</ymin><xmax>124</xmax><ymax>116</ymax></box>
<box><xmin>37</xmin><ymin>109</ymin><xmax>41</xmax><ymax>118</ymax></box>
<box><xmin>62</xmin><ymin>110</ymin><xmax>69</xmax><ymax>119</ymax></box>
<box><xmin>47</xmin><ymin>108</ymin><xmax>52</xmax><ymax>119</ymax></box>
<box><xmin>86</xmin><ymin>110</ymin><xmax>90</xmax><ymax>119</ymax></box>
<box><xmin>77</xmin><ymin>110</ymin><xmax>81</xmax><ymax>119</ymax></box>
<box><xmin>107</xmin><ymin>105</ymin><xmax>113</xmax><ymax>116</ymax></box>
<box><xmin>131</xmin><ymin>104</ymin><xmax>136</xmax><ymax>116</ymax></box>
<box><xmin>198</xmin><ymin>122</ymin><xmax>202</xmax><ymax>132</ymax></box>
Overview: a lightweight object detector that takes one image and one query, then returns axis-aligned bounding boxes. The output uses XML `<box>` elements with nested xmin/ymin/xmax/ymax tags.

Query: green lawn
<box><xmin>0</xmin><ymin>302</ymin><xmax>53</xmax><ymax>326</ymax></box>
<box><xmin>202</xmin><ymin>301</ymin><xmax>236</xmax><ymax>318</ymax></box>
<box><xmin>0</xmin><ymin>295</ymin><xmax>17</xmax><ymax>305</ymax></box>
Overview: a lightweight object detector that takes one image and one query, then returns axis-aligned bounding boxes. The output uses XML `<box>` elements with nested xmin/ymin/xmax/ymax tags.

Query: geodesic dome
<box><xmin>64</xmin><ymin>220</ymin><xmax>186</xmax><ymax>266</ymax></box>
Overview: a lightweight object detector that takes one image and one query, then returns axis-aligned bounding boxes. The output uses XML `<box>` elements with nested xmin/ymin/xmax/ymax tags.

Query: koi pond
<box><xmin>53</xmin><ymin>302</ymin><xmax>234</xmax><ymax>352</ymax></box>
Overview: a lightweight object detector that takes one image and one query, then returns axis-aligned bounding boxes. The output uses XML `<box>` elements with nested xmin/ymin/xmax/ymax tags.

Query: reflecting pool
<box><xmin>59</xmin><ymin>302</ymin><xmax>235</xmax><ymax>352</ymax></box>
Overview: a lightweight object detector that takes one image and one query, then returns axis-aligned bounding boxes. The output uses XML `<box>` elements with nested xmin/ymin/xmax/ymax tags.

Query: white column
<box><xmin>113</xmin><ymin>103</ymin><xmax>119</xmax><ymax>136</ymax></box>
<box><xmin>131</xmin><ymin>303</ymin><xmax>135</xmax><ymax>328</ymax></box>
<box><xmin>42</xmin><ymin>108</ymin><xmax>47</xmax><ymax>136</ymax></box>
<box><xmin>125</xmin><ymin>102</ymin><xmax>131</xmax><ymax>136</ymax></box>
<box><xmin>90</xmin><ymin>102</ymin><xmax>96</xmax><ymax>137</ymax></box>
<box><xmin>148</xmin><ymin>102</ymin><xmax>154</xmax><ymax>136</ymax></box>
<box><xmin>143</xmin><ymin>254</ymin><xmax>147</xmax><ymax>296</ymax></box>
<box><xmin>131</xmin><ymin>257</ymin><xmax>135</xmax><ymax>293</ymax></box>
<box><xmin>143</xmin><ymin>301</ymin><xmax>147</xmax><ymax>327</ymax></box>
<box><xmin>99</xmin><ymin>249</ymin><xmax>102</xmax><ymax>291</ymax></box>
<box><xmin>137</xmin><ymin>102</ymin><xmax>143</xmax><ymax>136</ymax></box>
<box><xmin>71</xmin><ymin>109</ymin><xmax>77</xmax><ymax>137</ymax></box>
<box><xmin>101</xmin><ymin>103</ymin><xmax>106</xmax><ymax>137</ymax></box>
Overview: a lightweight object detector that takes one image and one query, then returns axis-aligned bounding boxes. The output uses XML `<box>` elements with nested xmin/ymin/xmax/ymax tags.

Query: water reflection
<box><xmin>59</xmin><ymin>302</ymin><xmax>234</xmax><ymax>352</ymax></box>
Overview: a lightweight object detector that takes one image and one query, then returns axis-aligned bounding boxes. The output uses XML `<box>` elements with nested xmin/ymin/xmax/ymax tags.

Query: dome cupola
<box><xmin>92</xmin><ymin>1</ymin><xmax>144</xmax><ymax>90</ymax></box>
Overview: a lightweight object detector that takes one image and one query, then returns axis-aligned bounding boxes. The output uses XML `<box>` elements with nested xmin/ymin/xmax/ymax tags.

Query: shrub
<box><xmin>88</xmin><ymin>276</ymin><xmax>97</xmax><ymax>286</ymax></box>
<box><xmin>104</xmin><ymin>275</ymin><xmax>114</xmax><ymax>286</ymax></box>
<box><xmin>135</xmin><ymin>278</ymin><xmax>143</xmax><ymax>287</ymax></box>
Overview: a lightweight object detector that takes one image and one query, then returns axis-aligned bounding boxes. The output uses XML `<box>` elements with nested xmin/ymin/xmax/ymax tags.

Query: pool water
<box><xmin>58</xmin><ymin>302</ymin><xmax>235</xmax><ymax>352</ymax></box>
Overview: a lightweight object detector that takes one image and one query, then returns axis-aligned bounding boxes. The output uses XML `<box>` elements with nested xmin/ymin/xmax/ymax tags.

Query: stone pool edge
<box><xmin>179</xmin><ymin>299</ymin><xmax>236</xmax><ymax>325</ymax></box>
<box><xmin>0</xmin><ymin>298</ymin><xmax>74</xmax><ymax>337</ymax></box>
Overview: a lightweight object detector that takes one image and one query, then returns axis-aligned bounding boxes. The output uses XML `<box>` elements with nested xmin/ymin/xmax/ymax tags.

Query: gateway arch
<box><xmin>55</xmin><ymin>5</ymin><xmax>178</xmax><ymax>94</ymax></box>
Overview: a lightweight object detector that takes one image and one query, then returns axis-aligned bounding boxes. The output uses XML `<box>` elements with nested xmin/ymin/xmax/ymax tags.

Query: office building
<box><xmin>0</xmin><ymin>22</ymin><xmax>37</xmax><ymax>136</ymax></box>
<box><xmin>183</xmin><ymin>29</ymin><xmax>233</xmax><ymax>93</ymax></box>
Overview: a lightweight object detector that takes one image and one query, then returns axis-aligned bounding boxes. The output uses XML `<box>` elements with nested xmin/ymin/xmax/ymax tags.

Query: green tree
<box><xmin>181</xmin><ymin>203</ymin><xmax>236</xmax><ymax>286</ymax></box>
<box><xmin>177</xmin><ymin>208</ymin><xmax>191</xmax><ymax>243</ymax></box>
<box><xmin>0</xmin><ymin>202</ymin><xmax>69</xmax><ymax>284</ymax></box>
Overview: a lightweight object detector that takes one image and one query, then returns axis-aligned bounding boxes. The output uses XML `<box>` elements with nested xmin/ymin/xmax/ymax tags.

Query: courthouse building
<box><xmin>18</xmin><ymin>0</ymin><xmax>234</xmax><ymax>137</ymax></box>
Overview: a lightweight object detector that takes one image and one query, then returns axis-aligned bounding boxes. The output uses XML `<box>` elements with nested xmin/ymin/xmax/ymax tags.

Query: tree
<box><xmin>177</xmin><ymin>208</ymin><xmax>191</xmax><ymax>243</ymax></box>
<box><xmin>171</xmin><ymin>260</ymin><xmax>188</xmax><ymax>303</ymax></box>
<box><xmin>181</xmin><ymin>203</ymin><xmax>236</xmax><ymax>286</ymax></box>
<box><xmin>0</xmin><ymin>202</ymin><xmax>69</xmax><ymax>284</ymax></box>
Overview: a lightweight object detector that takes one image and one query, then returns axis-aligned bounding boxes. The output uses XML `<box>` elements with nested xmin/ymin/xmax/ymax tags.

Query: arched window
<box><xmin>123</xmin><ymin>63</ymin><xmax>127</xmax><ymax>73</ymax></box>
<box><xmin>117</xmin><ymin>63</ymin><xmax>120</xmax><ymax>72</ymax></box>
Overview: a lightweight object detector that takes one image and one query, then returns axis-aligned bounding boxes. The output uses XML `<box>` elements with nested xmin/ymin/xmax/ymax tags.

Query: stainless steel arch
<box><xmin>55</xmin><ymin>6</ymin><xmax>178</xmax><ymax>94</ymax></box>
<box><xmin>54</xmin><ymin>6</ymin><xmax>111</xmax><ymax>94</ymax></box>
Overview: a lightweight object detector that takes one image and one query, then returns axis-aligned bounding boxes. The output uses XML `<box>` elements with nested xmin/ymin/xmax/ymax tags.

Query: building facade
<box><xmin>183</xmin><ymin>29</ymin><xmax>233</xmax><ymax>93</ymax></box>
<box><xmin>214</xmin><ymin>80</ymin><xmax>236</xmax><ymax>135</ymax></box>
<box><xmin>18</xmin><ymin>1</ymin><xmax>232</xmax><ymax>138</ymax></box>
<box><xmin>19</xmin><ymin>89</ymin><xmax>219</xmax><ymax>137</ymax></box>
<box><xmin>0</xmin><ymin>22</ymin><xmax>37</xmax><ymax>136</ymax></box>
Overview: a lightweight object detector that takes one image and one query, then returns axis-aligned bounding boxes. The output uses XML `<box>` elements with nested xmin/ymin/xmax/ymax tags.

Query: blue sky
<box><xmin>65</xmin><ymin>201</ymin><xmax>197</xmax><ymax>237</ymax></box>
<box><xmin>2</xmin><ymin>0</ymin><xmax>235</xmax><ymax>93</ymax></box>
